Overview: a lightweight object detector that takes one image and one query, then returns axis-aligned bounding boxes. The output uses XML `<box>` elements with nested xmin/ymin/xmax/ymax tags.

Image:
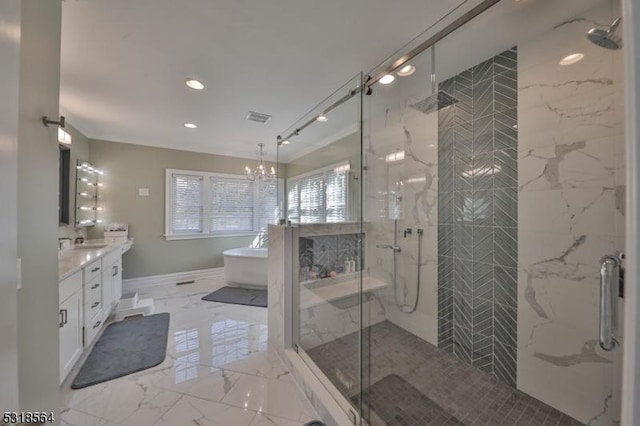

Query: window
<box><xmin>287</xmin><ymin>162</ymin><xmax>350</xmax><ymax>223</ymax></box>
<box><xmin>165</xmin><ymin>169</ymin><xmax>279</xmax><ymax>239</ymax></box>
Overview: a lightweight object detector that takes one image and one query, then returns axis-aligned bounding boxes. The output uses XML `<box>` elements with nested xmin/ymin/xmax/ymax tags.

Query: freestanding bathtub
<box><xmin>223</xmin><ymin>248</ymin><xmax>268</xmax><ymax>288</ymax></box>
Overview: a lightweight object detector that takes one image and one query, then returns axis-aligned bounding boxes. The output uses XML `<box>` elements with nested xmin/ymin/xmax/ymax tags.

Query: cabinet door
<box><xmin>101</xmin><ymin>265</ymin><xmax>112</xmax><ymax>321</ymax></box>
<box><xmin>59</xmin><ymin>290</ymin><xmax>83</xmax><ymax>384</ymax></box>
<box><xmin>111</xmin><ymin>258</ymin><xmax>122</xmax><ymax>306</ymax></box>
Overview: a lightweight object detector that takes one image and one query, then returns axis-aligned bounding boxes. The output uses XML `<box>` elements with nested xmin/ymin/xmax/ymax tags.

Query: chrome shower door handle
<box><xmin>599</xmin><ymin>254</ymin><xmax>621</xmax><ymax>351</ymax></box>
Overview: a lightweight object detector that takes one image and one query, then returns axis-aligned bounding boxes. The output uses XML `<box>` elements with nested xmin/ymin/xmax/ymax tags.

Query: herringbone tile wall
<box><xmin>299</xmin><ymin>233</ymin><xmax>364</xmax><ymax>276</ymax></box>
<box><xmin>437</xmin><ymin>47</ymin><xmax>518</xmax><ymax>386</ymax></box>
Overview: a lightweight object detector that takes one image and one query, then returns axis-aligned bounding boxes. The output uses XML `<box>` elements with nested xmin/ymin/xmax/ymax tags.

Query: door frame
<box><xmin>622</xmin><ymin>0</ymin><xmax>640</xmax><ymax>424</ymax></box>
<box><xmin>0</xmin><ymin>0</ymin><xmax>21</xmax><ymax>411</ymax></box>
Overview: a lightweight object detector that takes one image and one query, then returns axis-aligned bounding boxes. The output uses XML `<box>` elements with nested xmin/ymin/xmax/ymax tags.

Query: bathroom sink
<box><xmin>73</xmin><ymin>244</ymin><xmax>108</xmax><ymax>250</ymax></box>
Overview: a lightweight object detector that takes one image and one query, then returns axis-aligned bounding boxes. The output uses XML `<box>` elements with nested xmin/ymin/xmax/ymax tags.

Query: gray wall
<box><xmin>59</xmin><ymin>122</ymin><xmax>90</xmax><ymax>239</ymax></box>
<box><xmin>0</xmin><ymin>0</ymin><xmax>21</xmax><ymax>411</ymax></box>
<box><xmin>284</xmin><ymin>131</ymin><xmax>361</xmax><ymax>178</ymax></box>
<box><xmin>17</xmin><ymin>0</ymin><xmax>62</xmax><ymax>417</ymax></box>
<box><xmin>87</xmin><ymin>139</ymin><xmax>276</xmax><ymax>279</ymax></box>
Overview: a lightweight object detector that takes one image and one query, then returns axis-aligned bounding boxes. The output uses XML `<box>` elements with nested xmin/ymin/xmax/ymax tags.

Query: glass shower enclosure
<box><xmin>278</xmin><ymin>0</ymin><xmax>625</xmax><ymax>424</ymax></box>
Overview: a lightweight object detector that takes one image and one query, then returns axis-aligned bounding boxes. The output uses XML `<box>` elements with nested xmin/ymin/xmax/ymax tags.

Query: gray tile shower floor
<box><xmin>306</xmin><ymin>321</ymin><xmax>583</xmax><ymax>426</ymax></box>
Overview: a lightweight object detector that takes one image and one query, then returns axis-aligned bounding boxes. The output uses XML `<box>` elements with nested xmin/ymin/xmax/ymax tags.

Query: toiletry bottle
<box><xmin>354</xmin><ymin>256</ymin><xmax>360</xmax><ymax>272</ymax></box>
<box><xmin>349</xmin><ymin>257</ymin><xmax>356</xmax><ymax>273</ymax></box>
<box><xmin>344</xmin><ymin>258</ymin><xmax>351</xmax><ymax>274</ymax></box>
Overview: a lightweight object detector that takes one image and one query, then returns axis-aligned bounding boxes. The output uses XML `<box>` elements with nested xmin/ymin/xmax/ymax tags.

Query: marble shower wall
<box><xmin>295</xmin><ymin>223</ymin><xmax>386</xmax><ymax>351</ymax></box>
<box><xmin>365</xmin><ymin>85</ymin><xmax>440</xmax><ymax>345</ymax></box>
<box><xmin>436</xmin><ymin>47</ymin><xmax>519</xmax><ymax>386</ymax></box>
<box><xmin>516</xmin><ymin>2</ymin><xmax>624</xmax><ymax>424</ymax></box>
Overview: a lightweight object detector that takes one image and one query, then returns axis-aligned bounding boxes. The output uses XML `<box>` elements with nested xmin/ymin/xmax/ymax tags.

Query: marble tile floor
<box><xmin>307</xmin><ymin>321</ymin><xmax>584</xmax><ymax>426</ymax></box>
<box><xmin>60</xmin><ymin>275</ymin><xmax>319</xmax><ymax>426</ymax></box>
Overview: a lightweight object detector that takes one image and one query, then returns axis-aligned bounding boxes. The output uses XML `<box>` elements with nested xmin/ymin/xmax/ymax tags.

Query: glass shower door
<box><xmin>280</xmin><ymin>73</ymin><xmax>366</xmax><ymax>423</ymax></box>
<box><xmin>360</xmin><ymin>0</ymin><xmax>624</xmax><ymax>425</ymax></box>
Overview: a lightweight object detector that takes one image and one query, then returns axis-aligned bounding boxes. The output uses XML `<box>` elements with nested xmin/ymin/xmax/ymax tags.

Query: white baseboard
<box><xmin>122</xmin><ymin>267</ymin><xmax>225</xmax><ymax>292</ymax></box>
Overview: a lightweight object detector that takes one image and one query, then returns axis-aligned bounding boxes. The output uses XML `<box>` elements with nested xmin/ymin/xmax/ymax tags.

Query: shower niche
<box><xmin>298</xmin><ymin>233</ymin><xmax>364</xmax><ymax>281</ymax></box>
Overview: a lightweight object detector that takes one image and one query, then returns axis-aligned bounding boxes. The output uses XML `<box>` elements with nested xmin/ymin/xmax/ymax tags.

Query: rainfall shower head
<box><xmin>408</xmin><ymin>45</ymin><xmax>459</xmax><ymax>115</ymax></box>
<box><xmin>409</xmin><ymin>91</ymin><xmax>458</xmax><ymax>115</ymax></box>
<box><xmin>587</xmin><ymin>17</ymin><xmax>622</xmax><ymax>50</ymax></box>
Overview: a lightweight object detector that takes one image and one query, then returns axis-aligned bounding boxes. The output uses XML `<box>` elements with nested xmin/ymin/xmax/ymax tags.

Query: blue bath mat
<box><xmin>202</xmin><ymin>286</ymin><xmax>267</xmax><ymax>307</ymax></box>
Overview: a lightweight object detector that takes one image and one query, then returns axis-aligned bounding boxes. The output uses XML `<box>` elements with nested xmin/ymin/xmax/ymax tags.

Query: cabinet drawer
<box><xmin>84</xmin><ymin>289</ymin><xmax>102</xmax><ymax>321</ymax></box>
<box><xmin>84</xmin><ymin>259</ymin><xmax>102</xmax><ymax>283</ymax></box>
<box><xmin>84</xmin><ymin>310</ymin><xmax>104</xmax><ymax>346</ymax></box>
<box><xmin>60</xmin><ymin>271</ymin><xmax>82</xmax><ymax>304</ymax></box>
<box><xmin>84</xmin><ymin>275</ymin><xmax>102</xmax><ymax>306</ymax></box>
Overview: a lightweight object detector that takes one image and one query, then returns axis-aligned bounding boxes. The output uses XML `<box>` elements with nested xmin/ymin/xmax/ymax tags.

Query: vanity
<box><xmin>58</xmin><ymin>239</ymin><xmax>132</xmax><ymax>384</ymax></box>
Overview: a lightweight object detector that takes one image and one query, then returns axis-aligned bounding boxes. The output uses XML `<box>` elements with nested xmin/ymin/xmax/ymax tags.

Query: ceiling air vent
<box><xmin>245</xmin><ymin>111</ymin><xmax>272</xmax><ymax>124</ymax></box>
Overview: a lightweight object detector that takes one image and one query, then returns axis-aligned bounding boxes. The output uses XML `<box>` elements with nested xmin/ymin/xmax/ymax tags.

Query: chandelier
<box><xmin>244</xmin><ymin>143</ymin><xmax>276</xmax><ymax>181</ymax></box>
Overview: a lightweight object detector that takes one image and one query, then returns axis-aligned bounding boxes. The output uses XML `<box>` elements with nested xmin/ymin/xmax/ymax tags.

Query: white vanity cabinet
<box><xmin>101</xmin><ymin>249</ymin><xmax>123</xmax><ymax>321</ymax></box>
<box><xmin>58</xmin><ymin>240</ymin><xmax>132</xmax><ymax>384</ymax></box>
<box><xmin>59</xmin><ymin>270</ymin><xmax>83</xmax><ymax>384</ymax></box>
<box><xmin>83</xmin><ymin>259</ymin><xmax>104</xmax><ymax>347</ymax></box>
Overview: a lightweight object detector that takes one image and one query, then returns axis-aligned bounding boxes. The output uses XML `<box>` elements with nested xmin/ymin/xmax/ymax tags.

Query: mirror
<box><xmin>59</xmin><ymin>145</ymin><xmax>71</xmax><ymax>224</ymax></box>
<box><xmin>75</xmin><ymin>161</ymin><xmax>101</xmax><ymax>226</ymax></box>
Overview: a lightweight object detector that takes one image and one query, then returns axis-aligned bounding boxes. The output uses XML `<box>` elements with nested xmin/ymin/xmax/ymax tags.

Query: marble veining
<box><xmin>60</xmin><ymin>274</ymin><xmax>318</xmax><ymax>426</ymax></box>
<box><xmin>517</xmin><ymin>3</ymin><xmax>623</xmax><ymax>424</ymax></box>
<box><xmin>534</xmin><ymin>340</ymin><xmax>611</xmax><ymax>367</ymax></box>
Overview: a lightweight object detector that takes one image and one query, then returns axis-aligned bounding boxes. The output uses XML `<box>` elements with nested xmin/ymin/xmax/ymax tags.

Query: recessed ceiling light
<box><xmin>184</xmin><ymin>123</ymin><xmax>197</xmax><ymax>129</ymax></box>
<box><xmin>185</xmin><ymin>79</ymin><xmax>204</xmax><ymax>90</ymax></box>
<box><xmin>317</xmin><ymin>114</ymin><xmax>328</xmax><ymax>122</ymax></box>
<box><xmin>397</xmin><ymin>65</ymin><xmax>416</xmax><ymax>77</ymax></box>
<box><xmin>281</xmin><ymin>140</ymin><xmax>291</xmax><ymax>145</ymax></box>
<box><xmin>559</xmin><ymin>53</ymin><xmax>584</xmax><ymax>66</ymax></box>
<box><xmin>379</xmin><ymin>74</ymin><xmax>395</xmax><ymax>85</ymax></box>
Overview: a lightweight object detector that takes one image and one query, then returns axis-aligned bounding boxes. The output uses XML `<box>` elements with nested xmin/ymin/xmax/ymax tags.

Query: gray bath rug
<box><xmin>353</xmin><ymin>374</ymin><xmax>463</xmax><ymax>425</ymax></box>
<box><xmin>71</xmin><ymin>313</ymin><xmax>170</xmax><ymax>389</ymax></box>
<box><xmin>202</xmin><ymin>286</ymin><xmax>267</xmax><ymax>307</ymax></box>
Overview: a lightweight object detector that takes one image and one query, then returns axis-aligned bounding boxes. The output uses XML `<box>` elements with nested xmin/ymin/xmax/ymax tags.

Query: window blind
<box><xmin>325</xmin><ymin>169</ymin><xmax>347</xmax><ymax>222</ymax></box>
<box><xmin>171</xmin><ymin>174</ymin><xmax>204</xmax><ymax>233</ymax></box>
<box><xmin>287</xmin><ymin>180</ymin><xmax>300</xmax><ymax>223</ymax></box>
<box><xmin>287</xmin><ymin>163</ymin><xmax>350</xmax><ymax>223</ymax></box>
<box><xmin>210</xmin><ymin>177</ymin><xmax>253</xmax><ymax>232</ymax></box>
<box><xmin>166</xmin><ymin>168</ymin><xmax>280</xmax><ymax>238</ymax></box>
<box><xmin>256</xmin><ymin>180</ymin><xmax>279</xmax><ymax>231</ymax></box>
<box><xmin>299</xmin><ymin>173</ymin><xmax>325</xmax><ymax>223</ymax></box>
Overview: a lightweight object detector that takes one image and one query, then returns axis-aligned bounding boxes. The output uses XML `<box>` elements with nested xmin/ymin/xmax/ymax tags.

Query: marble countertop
<box><xmin>299</xmin><ymin>272</ymin><xmax>387</xmax><ymax>309</ymax></box>
<box><xmin>59</xmin><ymin>239</ymin><xmax>133</xmax><ymax>281</ymax></box>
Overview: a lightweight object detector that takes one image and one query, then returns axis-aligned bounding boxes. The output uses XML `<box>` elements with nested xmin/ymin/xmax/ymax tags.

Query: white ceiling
<box><xmin>60</xmin><ymin>0</ymin><xmax>465</xmax><ymax>161</ymax></box>
<box><xmin>61</xmin><ymin>0</ymin><xmax>611</xmax><ymax>162</ymax></box>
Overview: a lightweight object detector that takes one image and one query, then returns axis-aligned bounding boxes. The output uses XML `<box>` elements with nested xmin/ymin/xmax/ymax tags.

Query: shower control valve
<box><xmin>417</xmin><ymin>228</ymin><xmax>424</xmax><ymax>236</ymax></box>
<box><xmin>404</xmin><ymin>228</ymin><xmax>412</xmax><ymax>238</ymax></box>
